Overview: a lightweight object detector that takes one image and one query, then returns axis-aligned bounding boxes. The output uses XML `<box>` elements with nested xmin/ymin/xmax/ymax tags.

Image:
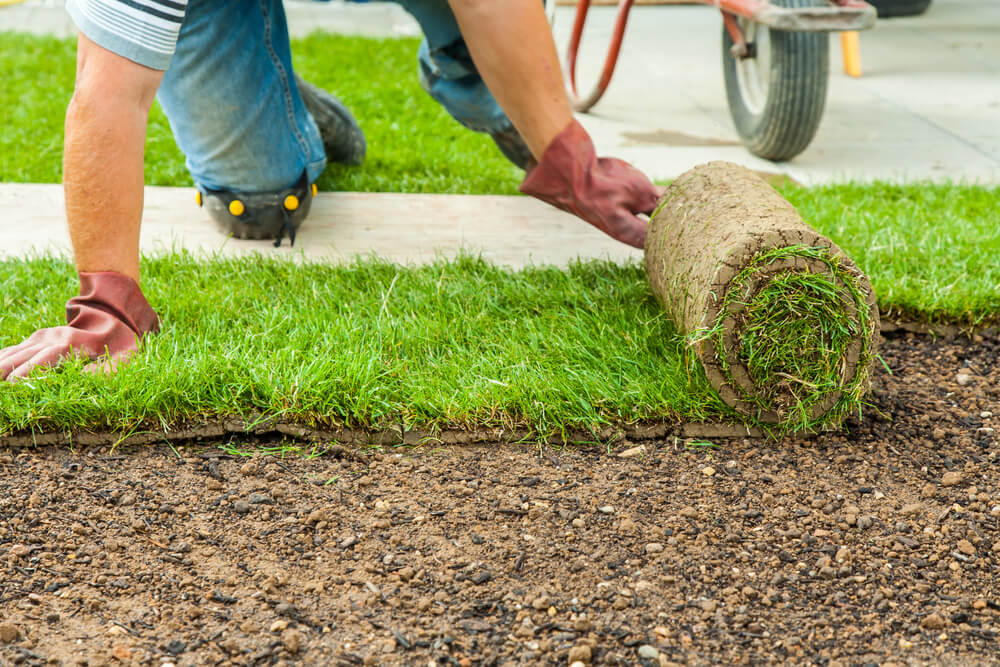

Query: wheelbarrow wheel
<box><xmin>722</xmin><ymin>0</ymin><xmax>829</xmax><ymax>162</ymax></box>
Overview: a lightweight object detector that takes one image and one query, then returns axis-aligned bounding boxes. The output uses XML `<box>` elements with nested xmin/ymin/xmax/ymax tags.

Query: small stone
<box><xmin>921</xmin><ymin>483</ymin><xmax>936</xmax><ymax>498</ymax></box>
<box><xmin>901</xmin><ymin>503</ymin><xmax>922</xmax><ymax>517</ymax></box>
<box><xmin>270</xmin><ymin>619</ymin><xmax>288</xmax><ymax>633</ymax></box>
<box><xmin>702</xmin><ymin>466</ymin><xmax>716</xmax><ymax>477</ymax></box>
<box><xmin>397</xmin><ymin>567</ymin><xmax>415</xmax><ymax>582</ymax></box>
<box><xmin>165</xmin><ymin>639</ymin><xmax>185</xmax><ymax>655</ymax></box>
<box><xmin>570</xmin><ymin>663</ymin><xmax>586</xmax><ymax>667</ymax></box>
<box><xmin>981</xmin><ymin>411</ymin><xmax>993</xmax><ymax>419</ymax></box>
<box><xmin>282</xmin><ymin>628</ymin><xmax>304</xmax><ymax>655</ymax></box>
<box><xmin>699</xmin><ymin>599</ymin><xmax>717</xmax><ymax>613</ymax></box>
<box><xmin>232</xmin><ymin>500</ymin><xmax>251</xmax><ymax>514</ymax></box>
<box><xmin>248</xmin><ymin>493</ymin><xmax>273</xmax><ymax>505</ymax></box>
<box><xmin>956</xmin><ymin>372</ymin><xmax>972</xmax><ymax>386</ymax></box>
<box><xmin>470</xmin><ymin>570</ymin><xmax>491</xmax><ymax>585</ymax></box>
<box><xmin>617</xmin><ymin>445</ymin><xmax>646</xmax><ymax>459</ymax></box>
<box><xmin>819</xmin><ymin>566</ymin><xmax>837</xmax><ymax>580</ymax></box>
<box><xmin>645</xmin><ymin>543</ymin><xmax>664</xmax><ymax>554</ymax></box>
<box><xmin>0</xmin><ymin>623</ymin><xmax>20</xmax><ymax>643</ymax></box>
<box><xmin>637</xmin><ymin>644</ymin><xmax>659</xmax><ymax>660</ymax></box>
<box><xmin>899</xmin><ymin>638</ymin><xmax>914</xmax><ymax>650</ymax></box>
<box><xmin>678</xmin><ymin>506</ymin><xmax>699</xmax><ymax>519</ymax></box>
<box><xmin>205</xmin><ymin>478</ymin><xmax>223</xmax><ymax>490</ymax></box>
<box><xmin>835</xmin><ymin>547</ymin><xmax>850</xmax><ymax>563</ymax></box>
<box><xmin>112</xmin><ymin>646</ymin><xmax>132</xmax><ymax>661</ymax></box>
<box><xmin>598</xmin><ymin>506</ymin><xmax>615</xmax><ymax>515</ymax></box>
<box><xmin>568</xmin><ymin>644</ymin><xmax>592</xmax><ymax>664</ymax></box>
<box><xmin>973</xmin><ymin>599</ymin><xmax>987</xmax><ymax>611</ymax></box>
<box><xmin>957</xmin><ymin>539</ymin><xmax>976</xmax><ymax>556</ymax></box>
<box><xmin>941</xmin><ymin>471</ymin><xmax>963</xmax><ymax>487</ymax></box>
<box><xmin>571</xmin><ymin>518</ymin><xmax>585</xmax><ymax>529</ymax></box>
<box><xmin>920</xmin><ymin>613</ymin><xmax>946</xmax><ymax>630</ymax></box>
<box><xmin>531</xmin><ymin>595</ymin><xmax>551</xmax><ymax>610</ymax></box>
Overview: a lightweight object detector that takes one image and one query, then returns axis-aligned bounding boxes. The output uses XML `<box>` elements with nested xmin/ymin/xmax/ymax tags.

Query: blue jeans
<box><xmin>157</xmin><ymin>0</ymin><xmax>512</xmax><ymax>193</ymax></box>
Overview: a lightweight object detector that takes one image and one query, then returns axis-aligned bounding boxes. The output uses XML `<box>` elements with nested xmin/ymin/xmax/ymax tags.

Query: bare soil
<box><xmin>1</xmin><ymin>331</ymin><xmax>998</xmax><ymax>667</ymax></box>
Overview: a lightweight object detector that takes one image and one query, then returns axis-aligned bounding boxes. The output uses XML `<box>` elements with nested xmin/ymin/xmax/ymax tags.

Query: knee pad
<box><xmin>196</xmin><ymin>172</ymin><xmax>315</xmax><ymax>247</ymax></box>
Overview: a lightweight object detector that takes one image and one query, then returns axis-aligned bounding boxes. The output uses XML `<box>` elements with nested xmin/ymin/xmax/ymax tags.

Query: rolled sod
<box><xmin>644</xmin><ymin>161</ymin><xmax>880</xmax><ymax>430</ymax></box>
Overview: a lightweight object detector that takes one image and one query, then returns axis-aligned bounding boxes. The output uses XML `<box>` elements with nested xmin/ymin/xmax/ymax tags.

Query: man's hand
<box><xmin>3</xmin><ymin>34</ymin><xmax>166</xmax><ymax>381</ymax></box>
<box><xmin>446</xmin><ymin>0</ymin><xmax>660</xmax><ymax>248</ymax></box>
<box><xmin>520</xmin><ymin>120</ymin><xmax>659</xmax><ymax>249</ymax></box>
<box><xmin>0</xmin><ymin>273</ymin><xmax>159</xmax><ymax>381</ymax></box>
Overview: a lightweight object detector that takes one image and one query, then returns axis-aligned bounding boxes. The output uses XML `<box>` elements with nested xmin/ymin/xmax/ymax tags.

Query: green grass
<box><xmin>0</xmin><ymin>31</ymin><xmax>523</xmax><ymax>195</ymax></box>
<box><xmin>1</xmin><ymin>32</ymin><xmax>999</xmax><ymax>437</ymax></box>
<box><xmin>2</xmin><ymin>32</ymin><xmax>997</xmax><ymax>325</ymax></box>
<box><xmin>704</xmin><ymin>245</ymin><xmax>876</xmax><ymax>431</ymax></box>
<box><xmin>0</xmin><ymin>254</ymin><xmax>727</xmax><ymax>437</ymax></box>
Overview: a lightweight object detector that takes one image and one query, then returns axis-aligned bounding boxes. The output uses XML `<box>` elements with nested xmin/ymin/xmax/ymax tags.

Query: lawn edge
<box><xmin>0</xmin><ymin>417</ymin><xmax>763</xmax><ymax>449</ymax></box>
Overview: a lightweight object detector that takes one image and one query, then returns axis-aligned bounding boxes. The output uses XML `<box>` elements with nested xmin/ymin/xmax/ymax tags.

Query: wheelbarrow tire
<box><xmin>867</xmin><ymin>0</ymin><xmax>931</xmax><ymax>18</ymax></box>
<box><xmin>722</xmin><ymin>0</ymin><xmax>829</xmax><ymax>162</ymax></box>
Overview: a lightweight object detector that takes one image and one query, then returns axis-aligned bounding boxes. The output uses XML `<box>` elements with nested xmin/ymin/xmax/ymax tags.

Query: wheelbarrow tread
<box><xmin>722</xmin><ymin>0</ymin><xmax>830</xmax><ymax>162</ymax></box>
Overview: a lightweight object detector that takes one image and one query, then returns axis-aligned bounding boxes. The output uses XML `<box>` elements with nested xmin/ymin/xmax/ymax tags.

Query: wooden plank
<box><xmin>0</xmin><ymin>184</ymin><xmax>641</xmax><ymax>269</ymax></box>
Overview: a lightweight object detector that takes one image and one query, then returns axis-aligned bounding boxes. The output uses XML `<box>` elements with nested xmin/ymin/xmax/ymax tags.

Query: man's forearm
<box><xmin>447</xmin><ymin>0</ymin><xmax>573</xmax><ymax>160</ymax></box>
<box><xmin>64</xmin><ymin>33</ymin><xmax>163</xmax><ymax>284</ymax></box>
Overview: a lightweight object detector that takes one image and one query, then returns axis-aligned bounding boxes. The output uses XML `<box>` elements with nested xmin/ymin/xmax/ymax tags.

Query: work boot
<box><xmin>491</xmin><ymin>124</ymin><xmax>534</xmax><ymax>170</ymax></box>
<box><xmin>197</xmin><ymin>171</ymin><xmax>315</xmax><ymax>248</ymax></box>
<box><xmin>295</xmin><ymin>75</ymin><xmax>367</xmax><ymax>166</ymax></box>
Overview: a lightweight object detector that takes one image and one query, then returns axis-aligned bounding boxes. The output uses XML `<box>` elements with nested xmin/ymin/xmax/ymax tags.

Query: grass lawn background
<box><xmin>1</xmin><ymin>32</ymin><xmax>998</xmax><ymax>437</ymax></box>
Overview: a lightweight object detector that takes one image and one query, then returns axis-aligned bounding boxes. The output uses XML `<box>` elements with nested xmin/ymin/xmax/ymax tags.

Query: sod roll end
<box><xmin>645</xmin><ymin>161</ymin><xmax>880</xmax><ymax>431</ymax></box>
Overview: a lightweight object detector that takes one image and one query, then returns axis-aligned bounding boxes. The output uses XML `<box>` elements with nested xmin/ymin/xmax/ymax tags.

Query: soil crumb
<box><xmin>1</xmin><ymin>332</ymin><xmax>998</xmax><ymax>666</ymax></box>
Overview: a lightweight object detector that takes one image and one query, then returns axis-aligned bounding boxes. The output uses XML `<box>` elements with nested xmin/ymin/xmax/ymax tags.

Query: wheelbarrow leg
<box><xmin>840</xmin><ymin>30</ymin><xmax>862</xmax><ymax>77</ymax></box>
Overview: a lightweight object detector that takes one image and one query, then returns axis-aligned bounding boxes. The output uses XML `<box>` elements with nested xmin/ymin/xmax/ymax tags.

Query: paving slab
<box><xmin>0</xmin><ymin>183</ymin><xmax>640</xmax><ymax>267</ymax></box>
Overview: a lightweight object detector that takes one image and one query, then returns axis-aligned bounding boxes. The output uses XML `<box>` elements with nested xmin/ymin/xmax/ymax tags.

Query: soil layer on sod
<box><xmin>1</xmin><ymin>332</ymin><xmax>997</xmax><ymax>666</ymax></box>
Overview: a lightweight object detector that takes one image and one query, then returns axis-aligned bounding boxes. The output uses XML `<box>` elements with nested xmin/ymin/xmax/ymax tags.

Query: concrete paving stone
<box><xmin>0</xmin><ymin>184</ymin><xmax>641</xmax><ymax>268</ymax></box>
<box><xmin>551</xmin><ymin>0</ymin><xmax>1000</xmax><ymax>183</ymax></box>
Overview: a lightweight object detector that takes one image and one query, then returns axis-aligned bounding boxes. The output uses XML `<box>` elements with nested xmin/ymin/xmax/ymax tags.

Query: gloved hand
<box><xmin>519</xmin><ymin>120</ymin><xmax>660</xmax><ymax>249</ymax></box>
<box><xmin>0</xmin><ymin>272</ymin><xmax>159</xmax><ymax>381</ymax></box>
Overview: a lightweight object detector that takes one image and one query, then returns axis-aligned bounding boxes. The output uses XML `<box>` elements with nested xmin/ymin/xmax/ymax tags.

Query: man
<box><xmin>0</xmin><ymin>0</ymin><xmax>659</xmax><ymax>381</ymax></box>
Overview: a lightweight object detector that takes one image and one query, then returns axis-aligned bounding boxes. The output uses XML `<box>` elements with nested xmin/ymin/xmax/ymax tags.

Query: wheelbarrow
<box><xmin>546</xmin><ymin>0</ymin><xmax>877</xmax><ymax>161</ymax></box>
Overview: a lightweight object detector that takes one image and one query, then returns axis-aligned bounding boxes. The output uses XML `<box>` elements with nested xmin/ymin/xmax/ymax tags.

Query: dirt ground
<box><xmin>0</xmin><ymin>331</ymin><xmax>998</xmax><ymax>667</ymax></box>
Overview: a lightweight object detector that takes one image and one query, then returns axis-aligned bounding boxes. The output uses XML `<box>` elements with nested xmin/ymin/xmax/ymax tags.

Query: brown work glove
<box><xmin>519</xmin><ymin>119</ymin><xmax>659</xmax><ymax>249</ymax></box>
<box><xmin>0</xmin><ymin>272</ymin><xmax>159</xmax><ymax>381</ymax></box>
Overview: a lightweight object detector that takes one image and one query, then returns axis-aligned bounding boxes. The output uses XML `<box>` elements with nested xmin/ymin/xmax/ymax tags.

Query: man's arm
<box><xmin>446</xmin><ymin>0</ymin><xmax>660</xmax><ymax>249</ymax></box>
<box><xmin>444</xmin><ymin>0</ymin><xmax>571</xmax><ymax>161</ymax></box>
<box><xmin>66</xmin><ymin>32</ymin><xmax>163</xmax><ymax>282</ymax></box>
<box><xmin>0</xmin><ymin>34</ymin><xmax>162</xmax><ymax>381</ymax></box>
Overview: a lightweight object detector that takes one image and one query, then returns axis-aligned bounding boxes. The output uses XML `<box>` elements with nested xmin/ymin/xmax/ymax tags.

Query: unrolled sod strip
<box><xmin>645</xmin><ymin>161</ymin><xmax>880</xmax><ymax>429</ymax></box>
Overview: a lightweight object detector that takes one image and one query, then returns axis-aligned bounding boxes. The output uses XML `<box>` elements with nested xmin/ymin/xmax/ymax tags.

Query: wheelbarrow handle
<box><xmin>564</xmin><ymin>0</ymin><xmax>635</xmax><ymax>113</ymax></box>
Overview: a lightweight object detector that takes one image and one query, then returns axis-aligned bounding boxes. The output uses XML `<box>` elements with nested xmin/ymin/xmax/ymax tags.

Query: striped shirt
<box><xmin>66</xmin><ymin>0</ymin><xmax>188</xmax><ymax>70</ymax></box>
